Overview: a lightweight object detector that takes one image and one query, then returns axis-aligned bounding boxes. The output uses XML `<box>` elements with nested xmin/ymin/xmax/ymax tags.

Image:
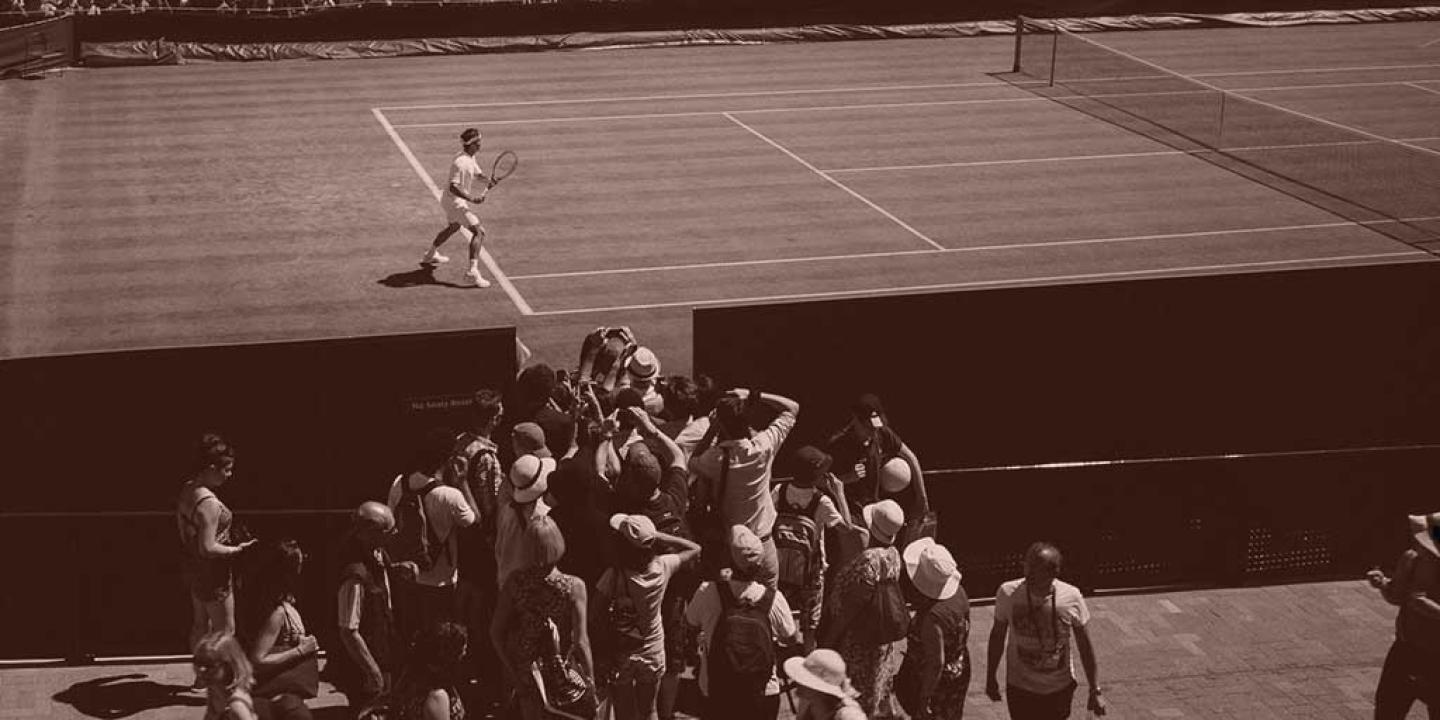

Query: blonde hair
<box><xmin>521</xmin><ymin>514</ymin><xmax>566</xmax><ymax>570</ymax></box>
<box><xmin>193</xmin><ymin>632</ymin><xmax>253</xmax><ymax>693</ymax></box>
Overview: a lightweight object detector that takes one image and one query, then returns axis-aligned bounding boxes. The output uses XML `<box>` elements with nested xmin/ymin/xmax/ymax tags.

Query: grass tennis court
<box><xmin>3</xmin><ymin>20</ymin><xmax>1439</xmax><ymax>369</ymax></box>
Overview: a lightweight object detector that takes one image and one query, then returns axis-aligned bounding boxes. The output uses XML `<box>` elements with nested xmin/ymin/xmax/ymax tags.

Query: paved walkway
<box><xmin>1</xmin><ymin>579</ymin><xmax>1427</xmax><ymax>719</ymax></box>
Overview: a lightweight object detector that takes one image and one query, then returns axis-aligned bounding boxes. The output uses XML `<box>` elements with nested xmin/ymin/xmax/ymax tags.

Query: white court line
<box><xmin>1067</xmin><ymin>34</ymin><xmax>1440</xmax><ymax>160</ymax></box>
<box><xmin>509</xmin><ymin>218</ymin><xmax>1440</xmax><ymax>282</ymax></box>
<box><xmin>370</xmin><ymin>108</ymin><xmax>534</xmax><ymax>316</ymax></box>
<box><xmin>524</xmin><ymin>252</ymin><xmax>1432</xmax><ymax>317</ymax></box>
<box><xmin>1408</xmin><ymin>82</ymin><xmax>1440</xmax><ymax>97</ymax></box>
<box><xmin>722</xmin><ymin>112</ymin><xmax>945</xmax><ymax>252</ymax></box>
<box><xmin>1422</xmin><ymin>38</ymin><xmax>1440</xmax><ymax>48</ymax></box>
<box><xmin>389</xmin><ymin>97</ymin><xmax>1045</xmax><ymax>128</ymax></box>
<box><xmin>378</xmin><ymin>65</ymin><xmax>1440</xmax><ymax>112</ymax></box>
<box><xmin>1192</xmin><ymin>62</ymin><xmax>1440</xmax><ymax>78</ymax></box>
<box><xmin>387</xmin><ymin>80</ymin><xmax>1436</xmax><ymax>130</ymax></box>
<box><xmin>377</xmin><ymin>81</ymin><xmax>1004</xmax><ymax>111</ymax></box>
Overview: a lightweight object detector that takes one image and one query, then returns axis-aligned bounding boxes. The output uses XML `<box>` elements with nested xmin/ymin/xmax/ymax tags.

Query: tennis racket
<box><xmin>487</xmin><ymin>150</ymin><xmax>519</xmax><ymax>190</ymax></box>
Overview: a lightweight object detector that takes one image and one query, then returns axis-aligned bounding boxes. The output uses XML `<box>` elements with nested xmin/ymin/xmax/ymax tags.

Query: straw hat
<box><xmin>510</xmin><ymin>454</ymin><xmax>555</xmax><ymax>504</ymax></box>
<box><xmin>782</xmin><ymin>649</ymin><xmax>858</xmax><ymax>700</ymax></box>
<box><xmin>1410</xmin><ymin>511</ymin><xmax>1440</xmax><ymax>556</ymax></box>
<box><xmin>903</xmin><ymin>537</ymin><xmax>962</xmax><ymax>601</ymax></box>
<box><xmin>861</xmin><ymin>500</ymin><xmax>905</xmax><ymax>546</ymax></box>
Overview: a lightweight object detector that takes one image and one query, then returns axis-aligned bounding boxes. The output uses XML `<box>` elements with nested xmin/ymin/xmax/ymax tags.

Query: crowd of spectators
<box><xmin>3</xmin><ymin>0</ymin><xmax>353</xmax><ymax>19</ymax></box>
<box><xmin>176</xmin><ymin>325</ymin><xmax>1117</xmax><ymax>720</ymax></box>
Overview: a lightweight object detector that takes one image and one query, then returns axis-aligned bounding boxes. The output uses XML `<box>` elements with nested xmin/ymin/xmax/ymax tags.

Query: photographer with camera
<box><xmin>688</xmin><ymin>387</ymin><xmax>800</xmax><ymax>591</ymax></box>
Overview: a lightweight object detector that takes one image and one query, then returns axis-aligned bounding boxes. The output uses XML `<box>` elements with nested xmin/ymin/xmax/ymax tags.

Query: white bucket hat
<box><xmin>903</xmin><ymin>537</ymin><xmax>962</xmax><ymax>601</ymax></box>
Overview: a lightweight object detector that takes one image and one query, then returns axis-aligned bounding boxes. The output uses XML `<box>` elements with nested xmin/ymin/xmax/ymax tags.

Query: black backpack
<box><xmin>707</xmin><ymin>582</ymin><xmax>776</xmax><ymax>698</ymax></box>
<box><xmin>855</xmin><ymin>573</ymin><xmax>910</xmax><ymax>645</ymax></box>
<box><xmin>390</xmin><ymin>475</ymin><xmax>444</xmax><ymax>572</ymax></box>
<box><xmin>773</xmin><ymin>484</ymin><xmax>824</xmax><ymax>600</ymax></box>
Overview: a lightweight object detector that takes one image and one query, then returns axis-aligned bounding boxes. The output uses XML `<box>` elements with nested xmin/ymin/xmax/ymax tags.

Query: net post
<box><xmin>1013</xmin><ymin>15</ymin><xmax>1025</xmax><ymax>73</ymax></box>
<box><xmin>1048</xmin><ymin>20</ymin><xmax>1059</xmax><ymax>87</ymax></box>
<box><xmin>1216</xmin><ymin>91</ymin><xmax>1227</xmax><ymax>149</ymax></box>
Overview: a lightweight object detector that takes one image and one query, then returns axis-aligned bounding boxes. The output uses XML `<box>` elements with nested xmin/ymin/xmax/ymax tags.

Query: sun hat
<box><xmin>782</xmin><ymin>649</ymin><xmax>858</xmax><ymax>700</ymax></box>
<box><xmin>878</xmin><ymin>456</ymin><xmax>911</xmax><ymax>493</ymax></box>
<box><xmin>512</xmin><ymin>422</ymin><xmax>549</xmax><ymax>458</ymax></box>
<box><xmin>728</xmin><ymin>525</ymin><xmax>766</xmax><ymax>575</ymax></box>
<box><xmin>861</xmin><ymin>500</ymin><xmax>905</xmax><ymax>546</ymax></box>
<box><xmin>1409</xmin><ymin>511</ymin><xmax>1440</xmax><ymax>556</ymax></box>
<box><xmin>610</xmin><ymin>513</ymin><xmax>658</xmax><ymax>548</ymax></box>
<box><xmin>903</xmin><ymin>537</ymin><xmax>962</xmax><ymax>601</ymax></box>
<box><xmin>510</xmin><ymin>454</ymin><xmax>555</xmax><ymax>504</ymax></box>
<box><xmin>626</xmin><ymin>347</ymin><xmax>661</xmax><ymax>381</ymax></box>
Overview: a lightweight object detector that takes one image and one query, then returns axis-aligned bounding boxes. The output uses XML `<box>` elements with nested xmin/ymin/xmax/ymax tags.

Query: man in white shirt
<box><xmin>386</xmin><ymin>428</ymin><xmax>478</xmax><ymax>640</ymax></box>
<box><xmin>986</xmin><ymin>542</ymin><xmax>1107</xmax><ymax>719</ymax></box>
<box><xmin>688</xmin><ymin>388</ymin><xmax>799</xmax><ymax>589</ymax></box>
<box><xmin>422</xmin><ymin>126</ymin><xmax>492</xmax><ymax>288</ymax></box>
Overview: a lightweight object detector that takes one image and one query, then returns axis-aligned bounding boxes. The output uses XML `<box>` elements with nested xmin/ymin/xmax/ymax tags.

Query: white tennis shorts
<box><xmin>442</xmin><ymin>199</ymin><xmax>479</xmax><ymax>227</ymax></box>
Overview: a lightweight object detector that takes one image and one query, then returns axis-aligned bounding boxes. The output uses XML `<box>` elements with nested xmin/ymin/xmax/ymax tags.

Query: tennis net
<box><xmin>1012</xmin><ymin>17</ymin><xmax>1440</xmax><ymax>251</ymax></box>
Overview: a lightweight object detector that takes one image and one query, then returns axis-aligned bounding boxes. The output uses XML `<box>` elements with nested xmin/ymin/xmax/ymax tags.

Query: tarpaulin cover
<box><xmin>1</xmin><ymin>15</ymin><xmax>74</xmax><ymax>75</ymax></box>
<box><xmin>75</xmin><ymin>6</ymin><xmax>1440</xmax><ymax>66</ymax></box>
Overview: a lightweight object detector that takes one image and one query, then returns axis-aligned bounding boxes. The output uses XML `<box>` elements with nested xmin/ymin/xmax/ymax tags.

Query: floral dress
<box><xmin>828</xmin><ymin>545</ymin><xmax>905</xmax><ymax>718</ymax></box>
<box><xmin>502</xmin><ymin>567</ymin><xmax>582</xmax><ymax>694</ymax></box>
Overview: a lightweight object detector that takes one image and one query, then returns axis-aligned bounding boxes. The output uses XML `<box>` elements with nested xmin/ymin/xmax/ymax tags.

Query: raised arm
<box><xmin>897</xmin><ymin>442</ymin><xmax>929</xmax><ymax>514</ymax></box>
<box><xmin>631</xmin><ymin>408</ymin><xmax>685</xmax><ymax>471</ymax></box>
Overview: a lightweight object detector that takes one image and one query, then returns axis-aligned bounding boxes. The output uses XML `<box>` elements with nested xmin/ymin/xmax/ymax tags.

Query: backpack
<box><xmin>707</xmin><ymin>582</ymin><xmax>776</xmax><ymax>698</ymax></box>
<box><xmin>855</xmin><ymin>572</ymin><xmax>910</xmax><ymax>645</ymax></box>
<box><xmin>772</xmin><ymin>483</ymin><xmax>823</xmax><ymax>600</ymax></box>
<box><xmin>390</xmin><ymin>474</ymin><xmax>445</xmax><ymax>572</ymax></box>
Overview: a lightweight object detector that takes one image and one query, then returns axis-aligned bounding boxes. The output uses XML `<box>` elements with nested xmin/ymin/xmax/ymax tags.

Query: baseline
<box><xmin>371</xmin><ymin>108</ymin><xmax>534</xmax><ymax>316</ymax></box>
<box><xmin>524</xmin><ymin>252</ymin><xmax>1431</xmax><ymax>317</ymax></box>
<box><xmin>506</xmin><ymin>217</ymin><xmax>1440</xmax><ymax>282</ymax></box>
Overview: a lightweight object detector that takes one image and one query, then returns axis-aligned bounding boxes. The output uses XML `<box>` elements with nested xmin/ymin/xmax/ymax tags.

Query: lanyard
<box><xmin>1022</xmin><ymin>583</ymin><xmax>1059</xmax><ymax>654</ymax></box>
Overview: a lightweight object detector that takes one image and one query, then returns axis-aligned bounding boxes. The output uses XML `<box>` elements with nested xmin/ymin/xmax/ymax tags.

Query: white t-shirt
<box><xmin>444</xmin><ymin>153</ymin><xmax>483</xmax><ymax>209</ymax></box>
<box><xmin>386</xmin><ymin>473</ymin><xmax>476</xmax><ymax>588</ymax></box>
<box><xmin>993</xmin><ymin>579</ymin><xmax>1091</xmax><ymax>694</ymax></box>
<box><xmin>685</xmin><ymin>576</ymin><xmax>797</xmax><ymax>697</ymax></box>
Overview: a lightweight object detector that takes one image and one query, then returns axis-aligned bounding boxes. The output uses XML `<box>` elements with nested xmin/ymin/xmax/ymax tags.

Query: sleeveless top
<box><xmin>178</xmin><ymin>484</ymin><xmax>232</xmax><ymax>572</ymax></box>
<box><xmin>502</xmin><ymin>567</ymin><xmax>581</xmax><ymax>691</ymax></box>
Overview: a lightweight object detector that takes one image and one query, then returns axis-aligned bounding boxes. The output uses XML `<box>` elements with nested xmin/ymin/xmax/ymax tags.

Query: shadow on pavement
<box><xmin>52</xmin><ymin>673</ymin><xmax>206</xmax><ymax>719</ymax></box>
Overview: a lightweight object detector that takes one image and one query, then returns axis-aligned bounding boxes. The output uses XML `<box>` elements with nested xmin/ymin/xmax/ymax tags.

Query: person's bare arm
<box><xmin>985</xmin><ymin>619</ymin><xmax>1008</xmax><ymax>701</ymax></box>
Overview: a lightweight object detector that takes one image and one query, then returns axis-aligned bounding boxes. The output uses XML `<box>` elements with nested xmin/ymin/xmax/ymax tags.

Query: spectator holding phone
<box><xmin>178</xmin><ymin>433</ymin><xmax>257</xmax><ymax>688</ymax></box>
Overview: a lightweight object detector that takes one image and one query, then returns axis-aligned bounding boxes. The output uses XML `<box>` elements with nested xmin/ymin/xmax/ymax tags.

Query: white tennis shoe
<box><xmin>421</xmin><ymin>249</ymin><xmax>450</xmax><ymax>265</ymax></box>
<box><xmin>467</xmin><ymin>267</ymin><xmax>491</xmax><ymax>288</ymax></box>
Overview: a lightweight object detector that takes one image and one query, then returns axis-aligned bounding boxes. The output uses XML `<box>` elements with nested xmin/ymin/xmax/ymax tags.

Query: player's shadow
<box><xmin>378</xmin><ymin>264</ymin><xmax>469</xmax><ymax>289</ymax></box>
<box><xmin>52</xmin><ymin>673</ymin><xmax>206</xmax><ymax>719</ymax></box>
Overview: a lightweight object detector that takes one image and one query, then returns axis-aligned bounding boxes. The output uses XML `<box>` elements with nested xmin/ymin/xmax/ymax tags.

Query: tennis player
<box><xmin>423</xmin><ymin>127</ymin><xmax>491</xmax><ymax>288</ymax></box>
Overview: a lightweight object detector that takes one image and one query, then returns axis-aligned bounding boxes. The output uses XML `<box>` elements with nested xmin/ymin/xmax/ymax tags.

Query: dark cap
<box><xmin>793</xmin><ymin>445</ymin><xmax>833</xmax><ymax>483</ymax></box>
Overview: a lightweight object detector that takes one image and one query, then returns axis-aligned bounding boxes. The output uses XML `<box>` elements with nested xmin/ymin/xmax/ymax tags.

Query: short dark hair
<box><xmin>713</xmin><ymin>396</ymin><xmax>750</xmax><ymax>440</ymax></box>
<box><xmin>413</xmin><ymin>426</ymin><xmax>456</xmax><ymax>474</ymax></box>
<box><xmin>195</xmin><ymin>433</ymin><xmax>234</xmax><ymax>473</ymax></box>
<box><xmin>1025</xmin><ymin>541</ymin><xmax>1063</xmax><ymax>571</ymax></box>
<box><xmin>659</xmin><ymin>376</ymin><xmax>699</xmax><ymax>421</ymax></box>
<box><xmin>472</xmin><ymin>388</ymin><xmax>503</xmax><ymax>428</ymax></box>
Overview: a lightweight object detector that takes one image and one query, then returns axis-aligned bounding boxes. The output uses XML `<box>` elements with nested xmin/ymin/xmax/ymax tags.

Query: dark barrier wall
<box><xmin>0</xmin><ymin>15</ymin><xmax>74</xmax><ymax>75</ymax></box>
<box><xmin>0</xmin><ymin>328</ymin><xmax>515</xmax><ymax>660</ymax></box>
<box><xmin>695</xmin><ymin>262</ymin><xmax>1440</xmax><ymax>471</ymax></box>
<box><xmin>929</xmin><ymin>446</ymin><xmax>1440</xmax><ymax>598</ymax></box>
